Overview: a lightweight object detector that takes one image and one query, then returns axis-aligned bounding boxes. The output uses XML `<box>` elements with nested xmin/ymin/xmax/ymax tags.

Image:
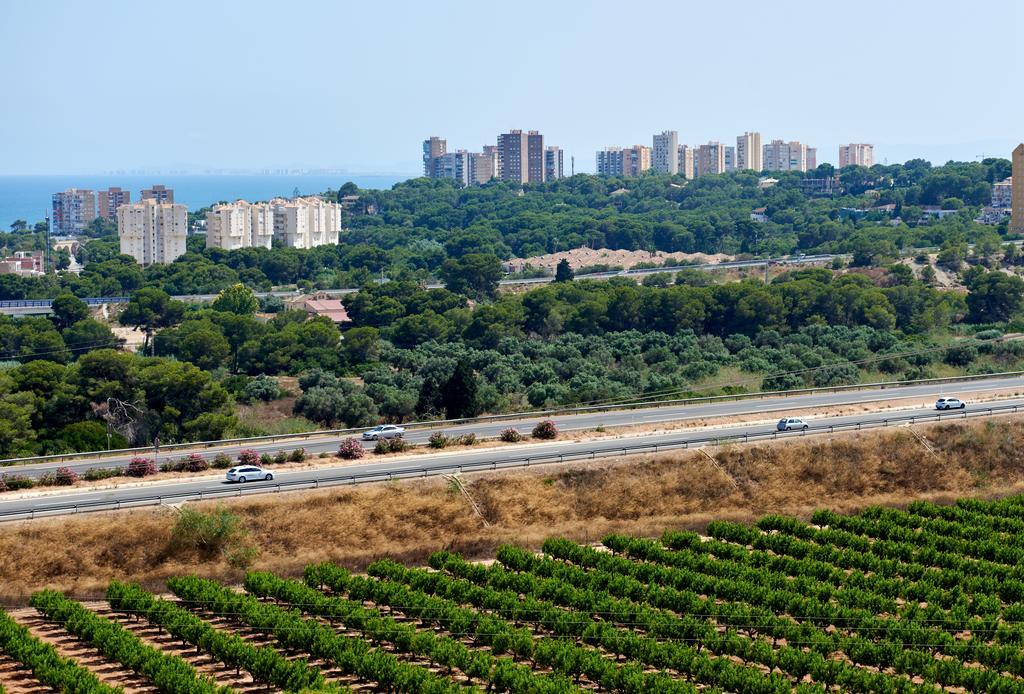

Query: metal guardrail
<box><xmin>0</xmin><ymin>402</ymin><xmax>1018</xmax><ymax>521</ymax></box>
<box><xmin>2</xmin><ymin>370</ymin><xmax>1022</xmax><ymax>469</ymax></box>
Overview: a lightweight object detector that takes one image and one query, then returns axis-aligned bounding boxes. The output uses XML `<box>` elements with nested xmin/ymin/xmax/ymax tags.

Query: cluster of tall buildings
<box><xmin>599</xmin><ymin>133</ymin><xmax>873</xmax><ymax>179</ymax></box>
<box><xmin>205</xmin><ymin>197</ymin><xmax>342</xmax><ymax>251</ymax></box>
<box><xmin>52</xmin><ymin>185</ymin><xmax>173</xmax><ymax>235</ymax></box>
<box><xmin>422</xmin><ymin>130</ymin><xmax>564</xmax><ymax>186</ymax></box>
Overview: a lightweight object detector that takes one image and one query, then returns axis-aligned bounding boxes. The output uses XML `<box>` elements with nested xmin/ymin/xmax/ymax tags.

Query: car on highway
<box><xmin>777</xmin><ymin>417</ymin><xmax>809</xmax><ymax>431</ymax></box>
<box><xmin>225</xmin><ymin>465</ymin><xmax>273</xmax><ymax>483</ymax></box>
<box><xmin>935</xmin><ymin>397</ymin><xmax>966</xmax><ymax>410</ymax></box>
<box><xmin>362</xmin><ymin>424</ymin><xmax>406</xmax><ymax>441</ymax></box>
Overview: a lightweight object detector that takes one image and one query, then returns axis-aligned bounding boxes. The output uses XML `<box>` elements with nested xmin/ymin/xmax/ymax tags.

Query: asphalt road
<box><xmin>1</xmin><ymin>376</ymin><xmax>1021</xmax><ymax>520</ymax></box>
<box><xmin>7</xmin><ymin>374</ymin><xmax>1023</xmax><ymax>481</ymax></box>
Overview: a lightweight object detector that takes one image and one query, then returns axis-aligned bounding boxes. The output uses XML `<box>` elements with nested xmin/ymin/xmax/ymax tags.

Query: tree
<box><xmin>440</xmin><ymin>360</ymin><xmax>480</xmax><ymax>419</ymax></box>
<box><xmin>439</xmin><ymin>253</ymin><xmax>504</xmax><ymax>300</ymax></box>
<box><xmin>63</xmin><ymin>318</ymin><xmax>118</xmax><ymax>353</ymax></box>
<box><xmin>966</xmin><ymin>271</ymin><xmax>1024</xmax><ymax>323</ymax></box>
<box><xmin>9</xmin><ymin>220</ymin><xmax>27</xmax><ymax>232</ymax></box>
<box><xmin>340</xmin><ymin>326</ymin><xmax>380</xmax><ymax>366</ymax></box>
<box><xmin>119</xmin><ymin>287</ymin><xmax>185</xmax><ymax>331</ymax></box>
<box><xmin>55</xmin><ymin>248</ymin><xmax>71</xmax><ymax>271</ymax></box>
<box><xmin>293</xmin><ymin>383</ymin><xmax>377</xmax><ymax>428</ymax></box>
<box><xmin>50</xmin><ymin>293</ymin><xmax>90</xmax><ymax>331</ymax></box>
<box><xmin>211</xmin><ymin>283</ymin><xmax>259</xmax><ymax>315</ymax></box>
<box><xmin>554</xmin><ymin>259</ymin><xmax>574</xmax><ymax>283</ymax></box>
<box><xmin>338</xmin><ymin>182</ymin><xmax>359</xmax><ymax>197</ymax></box>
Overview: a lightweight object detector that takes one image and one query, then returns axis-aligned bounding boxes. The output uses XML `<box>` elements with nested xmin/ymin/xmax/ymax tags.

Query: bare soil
<box><xmin>506</xmin><ymin>247</ymin><xmax>733</xmax><ymax>272</ymax></box>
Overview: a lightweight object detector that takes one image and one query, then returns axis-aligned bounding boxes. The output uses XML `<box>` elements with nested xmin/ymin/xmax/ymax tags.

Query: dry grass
<box><xmin>5</xmin><ymin>417</ymin><xmax>1024</xmax><ymax>603</ymax></box>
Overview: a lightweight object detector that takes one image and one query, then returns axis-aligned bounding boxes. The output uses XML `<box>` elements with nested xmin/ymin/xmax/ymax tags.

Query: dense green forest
<box><xmin>0</xmin><ymin>158</ymin><xmax>1015</xmax><ymax>301</ymax></box>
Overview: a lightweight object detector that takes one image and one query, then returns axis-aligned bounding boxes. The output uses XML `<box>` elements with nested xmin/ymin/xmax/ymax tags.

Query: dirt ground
<box><xmin>505</xmin><ymin>247</ymin><xmax>733</xmax><ymax>272</ymax></box>
<box><xmin>3</xmin><ymin>416</ymin><xmax>1024</xmax><ymax>603</ymax></box>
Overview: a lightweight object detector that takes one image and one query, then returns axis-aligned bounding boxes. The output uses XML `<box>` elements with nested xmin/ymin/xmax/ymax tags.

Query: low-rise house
<box><xmin>750</xmin><ymin>207</ymin><xmax>768</xmax><ymax>223</ymax></box>
<box><xmin>284</xmin><ymin>291</ymin><xmax>350</xmax><ymax>324</ymax></box>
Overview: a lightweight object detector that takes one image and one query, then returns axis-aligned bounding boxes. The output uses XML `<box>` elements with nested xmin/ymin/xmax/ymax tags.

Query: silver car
<box><xmin>362</xmin><ymin>424</ymin><xmax>406</xmax><ymax>441</ymax></box>
<box><xmin>777</xmin><ymin>417</ymin><xmax>809</xmax><ymax>431</ymax></box>
<box><xmin>226</xmin><ymin>465</ymin><xmax>273</xmax><ymax>483</ymax></box>
<box><xmin>935</xmin><ymin>397</ymin><xmax>965</xmax><ymax>410</ymax></box>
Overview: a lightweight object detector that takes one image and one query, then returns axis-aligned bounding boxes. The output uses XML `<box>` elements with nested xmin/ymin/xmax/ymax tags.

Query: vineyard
<box><xmin>4</xmin><ymin>496</ymin><xmax>1024</xmax><ymax>692</ymax></box>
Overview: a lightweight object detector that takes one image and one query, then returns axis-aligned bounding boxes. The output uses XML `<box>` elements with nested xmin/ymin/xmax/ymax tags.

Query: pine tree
<box><xmin>554</xmin><ymin>258</ymin><xmax>574</xmax><ymax>282</ymax></box>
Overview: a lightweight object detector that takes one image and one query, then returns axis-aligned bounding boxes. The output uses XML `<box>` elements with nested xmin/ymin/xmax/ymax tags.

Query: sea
<box><xmin>0</xmin><ymin>174</ymin><xmax>413</xmax><ymax>228</ymax></box>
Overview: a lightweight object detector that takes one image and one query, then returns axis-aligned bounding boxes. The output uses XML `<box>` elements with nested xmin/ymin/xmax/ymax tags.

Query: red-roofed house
<box><xmin>285</xmin><ymin>291</ymin><xmax>350</xmax><ymax>324</ymax></box>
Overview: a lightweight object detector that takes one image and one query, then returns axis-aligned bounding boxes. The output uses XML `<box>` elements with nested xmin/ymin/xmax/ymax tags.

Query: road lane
<box><xmin>5</xmin><ymin>373</ymin><xmax>1022</xmax><ymax>480</ymax></box>
<box><xmin>0</xmin><ymin>396</ymin><xmax>1020</xmax><ymax>520</ymax></box>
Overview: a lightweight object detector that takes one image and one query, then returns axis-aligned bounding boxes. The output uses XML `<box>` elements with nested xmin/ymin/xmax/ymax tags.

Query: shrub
<box><xmin>260</xmin><ymin>453</ymin><xmax>274</xmax><ymax>467</ymax></box>
<box><xmin>212</xmin><ymin>453</ymin><xmax>233</xmax><ymax>469</ymax></box>
<box><xmin>428</xmin><ymin>432</ymin><xmax>449</xmax><ymax>449</ymax></box>
<box><xmin>126</xmin><ymin>457</ymin><xmax>157</xmax><ymax>477</ymax></box>
<box><xmin>243</xmin><ymin>375</ymin><xmax>281</xmax><ymax>402</ymax></box>
<box><xmin>457</xmin><ymin>433</ymin><xmax>477</xmax><ymax>446</ymax></box>
<box><xmin>288</xmin><ymin>448</ymin><xmax>307</xmax><ymax>462</ymax></box>
<box><xmin>338</xmin><ymin>438</ymin><xmax>365</xmax><ymax>459</ymax></box>
<box><xmin>84</xmin><ymin>467</ymin><xmax>122</xmax><ymax>481</ymax></box>
<box><xmin>182</xmin><ymin>454</ymin><xmax>209</xmax><ymax>473</ymax></box>
<box><xmin>499</xmin><ymin>427</ymin><xmax>523</xmax><ymax>443</ymax></box>
<box><xmin>388</xmin><ymin>437</ymin><xmax>408</xmax><ymax>453</ymax></box>
<box><xmin>40</xmin><ymin>467</ymin><xmax>77</xmax><ymax>486</ymax></box>
<box><xmin>531</xmin><ymin>420</ymin><xmax>559</xmax><ymax>440</ymax></box>
<box><xmin>273</xmin><ymin>451</ymin><xmax>288</xmax><ymax>465</ymax></box>
<box><xmin>373</xmin><ymin>439</ymin><xmax>391</xmax><ymax>455</ymax></box>
<box><xmin>0</xmin><ymin>474</ymin><xmax>34</xmax><ymax>492</ymax></box>
<box><xmin>159</xmin><ymin>461</ymin><xmax>176</xmax><ymax>473</ymax></box>
<box><xmin>976</xmin><ymin>329</ymin><xmax>1003</xmax><ymax>341</ymax></box>
<box><xmin>171</xmin><ymin>504</ymin><xmax>258</xmax><ymax>568</ymax></box>
<box><xmin>237</xmin><ymin>449</ymin><xmax>260</xmax><ymax>466</ymax></box>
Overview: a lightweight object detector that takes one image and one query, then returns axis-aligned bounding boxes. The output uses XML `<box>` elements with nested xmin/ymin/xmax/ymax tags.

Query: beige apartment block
<box><xmin>206</xmin><ymin>200</ymin><xmax>275</xmax><ymax>250</ymax></box>
<box><xmin>838</xmin><ymin>143</ymin><xmax>874</xmax><ymax>168</ymax></box>
<box><xmin>140</xmin><ymin>184</ymin><xmax>174</xmax><ymax>203</ymax></box>
<box><xmin>1012</xmin><ymin>144</ymin><xmax>1024</xmax><ymax>233</ymax></box>
<box><xmin>51</xmin><ymin>188</ymin><xmax>97</xmax><ymax>235</ymax></box>
<box><xmin>272</xmin><ymin>196</ymin><xmax>342</xmax><ymax>249</ymax></box>
<box><xmin>97</xmin><ymin>187</ymin><xmax>131</xmax><ymax>221</ymax></box>
<box><xmin>736</xmin><ymin>132</ymin><xmax>762</xmax><ymax>171</ymax></box>
<box><xmin>697</xmin><ymin>142</ymin><xmax>726</xmax><ymax>176</ymax></box>
<box><xmin>596</xmin><ymin>145</ymin><xmax>652</xmax><ymax>177</ymax></box>
<box><xmin>117</xmin><ymin>199</ymin><xmax>188</xmax><ymax>265</ymax></box>
<box><xmin>677</xmin><ymin>144</ymin><xmax>695</xmax><ymax>179</ymax></box>
<box><xmin>652</xmin><ymin>130</ymin><xmax>679</xmax><ymax>174</ymax></box>
<box><xmin>763</xmin><ymin>139</ymin><xmax>809</xmax><ymax>172</ymax></box>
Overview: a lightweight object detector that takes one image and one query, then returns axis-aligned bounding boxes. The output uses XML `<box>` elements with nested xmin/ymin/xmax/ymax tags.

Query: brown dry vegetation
<box><xmin>4</xmin><ymin>417</ymin><xmax>1024</xmax><ymax>603</ymax></box>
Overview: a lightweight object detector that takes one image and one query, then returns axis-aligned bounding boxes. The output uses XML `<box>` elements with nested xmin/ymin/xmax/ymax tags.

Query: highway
<box><xmin>0</xmin><ymin>374</ymin><xmax>1021</xmax><ymax>520</ymax></box>
<box><xmin>0</xmin><ymin>395</ymin><xmax>1020</xmax><ymax>521</ymax></box>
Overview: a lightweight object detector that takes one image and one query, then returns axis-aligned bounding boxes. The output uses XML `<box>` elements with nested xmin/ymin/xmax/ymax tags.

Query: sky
<box><xmin>2</xmin><ymin>0</ymin><xmax>1022</xmax><ymax>175</ymax></box>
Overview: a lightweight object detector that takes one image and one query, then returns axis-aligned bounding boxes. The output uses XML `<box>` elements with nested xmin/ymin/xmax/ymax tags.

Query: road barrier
<box><xmin>2</xmin><ymin>370</ymin><xmax>1022</xmax><ymax>469</ymax></box>
<box><xmin>0</xmin><ymin>402</ymin><xmax>1018</xmax><ymax>522</ymax></box>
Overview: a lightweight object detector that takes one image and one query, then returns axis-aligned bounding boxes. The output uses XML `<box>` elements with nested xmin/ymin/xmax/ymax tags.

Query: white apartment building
<box><xmin>763</xmin><ymin>139</ymin><xmax>809</xmax><ymax>172</ymax></box>
<box><xmin>652</xmin><ymin>130</ymin><xmax>679</xmax><ymax>174</ymax></box>
<box><xmin>838</xmin><ymin>143</ymin><xmax>874</xmax><ymax>168</ymax></box>
<box><xmin>736</xmin><ymin>132</ymin><xmax>762</xmax><ymax>171</ymax></box>
<box><xmin>272</xmin><ymin>196</ymin><xmax>342</xmax><ymax>249</ymax></box>
<box><xmin>117</xmin><ymin>199</ymin><xmax>188</xmax><ymax>265</ymax></box>
<box><xmin>206</xmin><ymin>200</ymin><xmax>275</xmax><ymax>250</ymax></box>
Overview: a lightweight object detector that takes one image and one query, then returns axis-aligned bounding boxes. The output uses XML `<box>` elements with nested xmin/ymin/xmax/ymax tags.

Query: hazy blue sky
<box><xmin>2</xmin><ymin>0</ymin><xmax>1021</xmax><ymax>175</ymax></box>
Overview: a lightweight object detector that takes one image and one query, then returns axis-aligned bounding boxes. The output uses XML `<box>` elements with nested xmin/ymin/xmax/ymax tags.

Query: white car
<box><xmin>226</xmin><ymin>465</ymin><xmax>273</xmax><ymax>483</ymax></box>
<box><xmin>936</xmin><ymin>397</ymin><xmax>965</xmax><ymax>410</ymax></box>
<box><xmin>362</xmin><ymin>424</ymin><xmax>406</xmax><ymax>441</ymax></box>
<box><xmin>777</xmin><ymin>417</ymin><xmax>809</xmax><ymax>431</ymax></box>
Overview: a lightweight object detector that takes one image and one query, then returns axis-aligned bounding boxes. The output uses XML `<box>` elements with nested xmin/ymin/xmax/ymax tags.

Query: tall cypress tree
<box><xmin>441</xmin><ymin>360</ymin><xmax>480</xmax><ymax>419</ymax></box>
